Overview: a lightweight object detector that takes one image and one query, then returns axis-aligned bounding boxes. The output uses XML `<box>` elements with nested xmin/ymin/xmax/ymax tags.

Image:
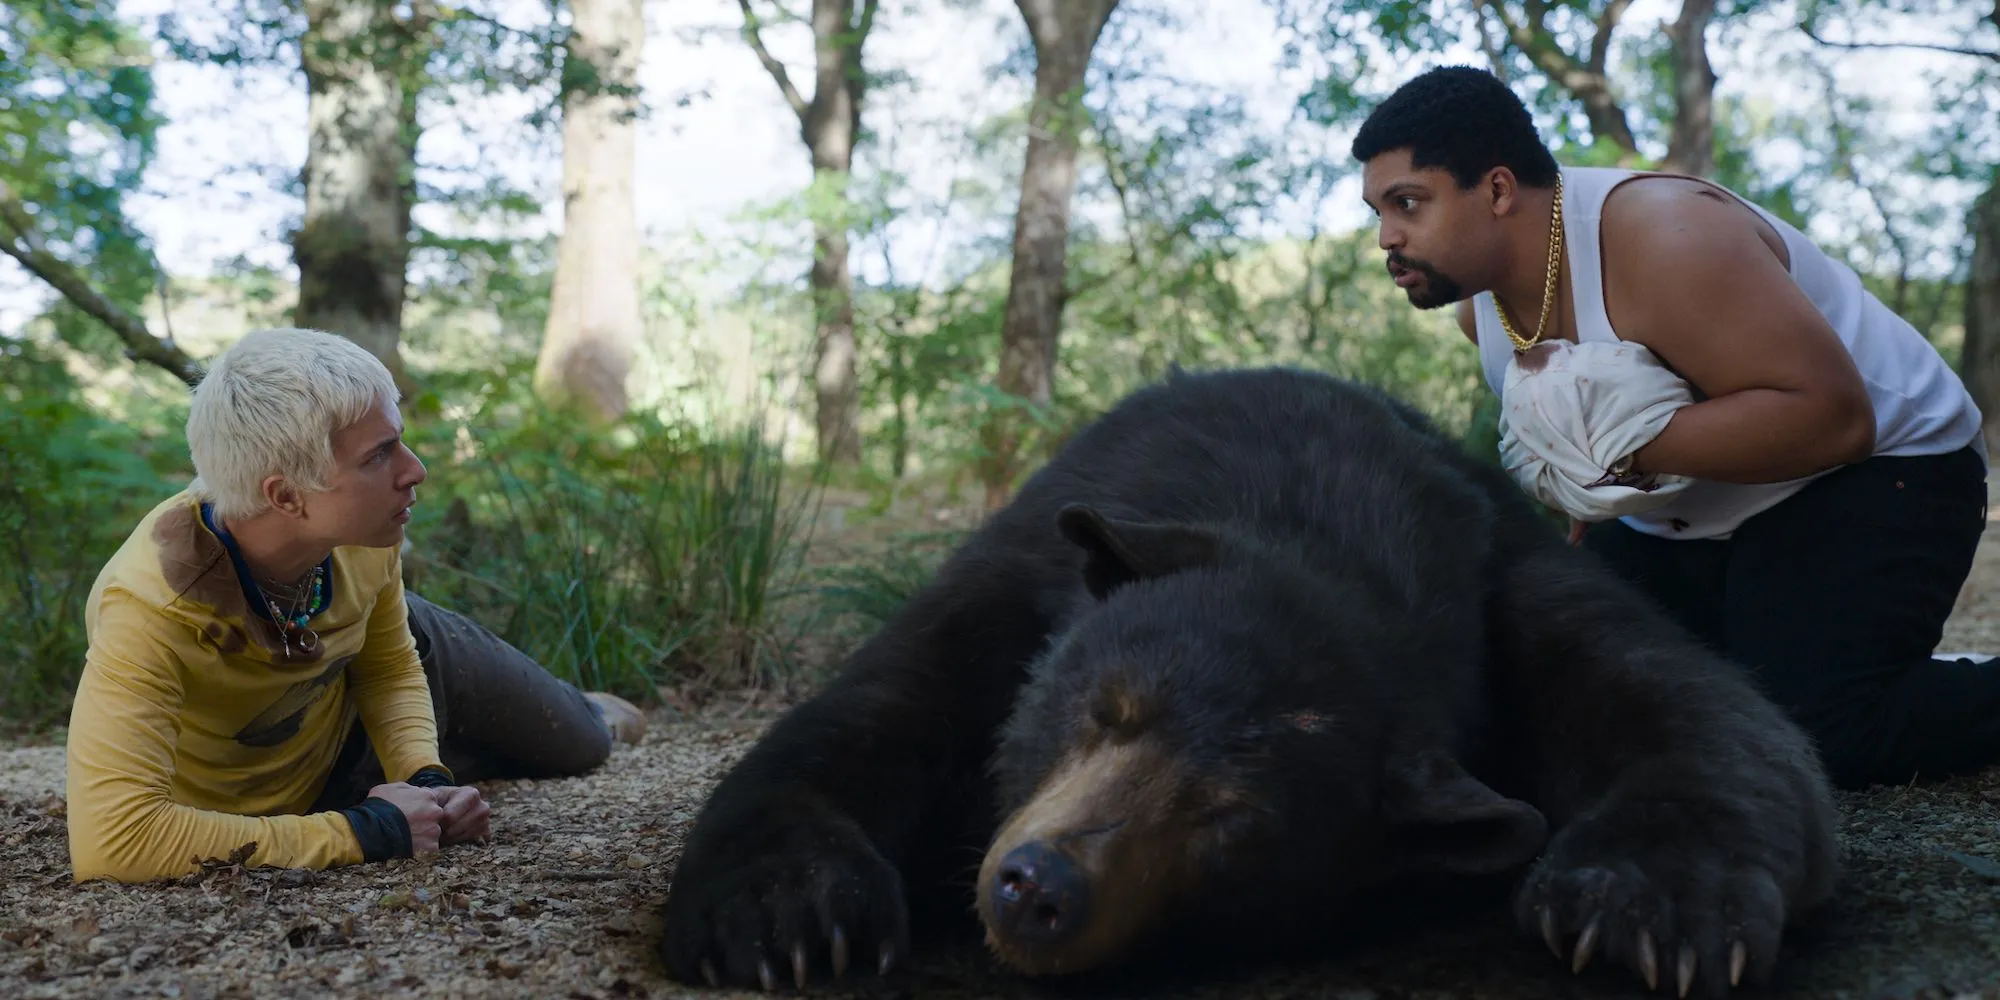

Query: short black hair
<box><xmin>1349</xmin><ymin>65</ymin><xmax>1560</xmax><ymax>189</ymax></box>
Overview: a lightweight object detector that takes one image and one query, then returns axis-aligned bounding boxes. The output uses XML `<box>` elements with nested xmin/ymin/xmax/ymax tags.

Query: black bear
<box><xmin>656</xmin><ymin>366</ymin><xmax>1840</xmax><ymax>998</ymax></box>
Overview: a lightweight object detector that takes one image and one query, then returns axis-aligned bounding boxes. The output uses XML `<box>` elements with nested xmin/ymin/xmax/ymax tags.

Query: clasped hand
<box><xmin>367</xmin><ymin>781</ymin><xmax>492</xmax><ymax>856</ymax></box>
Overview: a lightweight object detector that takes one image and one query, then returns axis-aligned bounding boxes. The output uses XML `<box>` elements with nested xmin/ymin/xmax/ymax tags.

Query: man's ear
<box><xmin>1483</xmin><ymin>165</ymin><xmax>1519</xmax><ymax>218</ymax></box>
<box><xmin>1055</xmin><ymin>503</ymin><xmax>1225</xmax><ymax>601</ymax></box>
<box><xmin>261</xmin><ymin>474</ymin><xmax>305</xmax><ymax>519</ymax></box>
<box><xmin>1380</xmin><ymin>747</ymin><xmax>1548</xmax><ymax>876</ymax></box>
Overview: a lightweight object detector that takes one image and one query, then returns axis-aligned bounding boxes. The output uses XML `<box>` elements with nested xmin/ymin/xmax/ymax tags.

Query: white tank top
<box><xmin>1474</xmin><ymin>166</ymin><xmax>1986</xmax><ymax>540</ymax></box>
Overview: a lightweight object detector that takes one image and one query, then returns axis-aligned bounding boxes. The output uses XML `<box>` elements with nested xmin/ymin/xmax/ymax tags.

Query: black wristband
<box><xmin>406</xmin><ymin>766</ymin><xmax>455</xmax><ymax>789</ymax></box>
<box><xmin>340</xmin><ymin>797</ymin><xmax>414</xmax><ymax>861</ymax></box>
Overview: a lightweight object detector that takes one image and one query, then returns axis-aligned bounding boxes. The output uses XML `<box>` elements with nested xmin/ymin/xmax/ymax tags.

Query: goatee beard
<box><xmin>1389</xmin><ymin>253</ymin><xmax>1465</xmax><ymax>309</ymax></box>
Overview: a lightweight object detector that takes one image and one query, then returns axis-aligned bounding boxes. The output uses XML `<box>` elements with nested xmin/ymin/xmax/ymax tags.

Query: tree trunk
<box><xmin>979</xmin><ymin>0</ymin><xmax>1120</xmax><ymax>510</ymax></box>
<box><xmin>534</xmin><ymin>0</ymin><xmax>646</xmax><ymax>424</ymax></box>
<box><xmin>1660</xmin><ymin>0</ymin><xmax>1718</xmax><ymax>177</ymax></box>
<box><xmin>804</xmin><ymin>0</ymin><xmax>864</xmax><ymax>464</ymax></box>
<box><xmin>1963</xmin><ymin>177</ymin><xmax>2000</xmax><ymax>456</ymax></box>
<box><xmin>737</xmin><ymin>0</ymin><xmax>875</xmax><ymax>466</ymax></box>
<box><xmin>293</xmin><ymin>0</ymin><xmax>427</xmax><ymax>391</ymax></box>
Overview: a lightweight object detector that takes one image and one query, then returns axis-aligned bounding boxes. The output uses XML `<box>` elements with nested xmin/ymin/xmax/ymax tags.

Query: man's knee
<box><xmin>528</xmin><ymin>708</ymin><xmax>614</xmax><ymax>777</ymax></box>
<box><xmin>582</xmin><ymin>691</ymin><xmax>646</xmax><ymax>751</ymax></box>
<box><xmin>1792</xmin><ymin>696</ymin><xmax>1968</xmax><ymax>791</ymax></box>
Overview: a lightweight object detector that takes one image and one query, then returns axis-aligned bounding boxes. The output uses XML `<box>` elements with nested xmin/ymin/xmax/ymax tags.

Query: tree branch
<box><xmin>1485</xmin><ymin>1</ymin><xmax>1576</xmax><ymax>78</ymax></box>
<box><xmin>1481</xmin><ymin>0</ymin><xmax>1639</xmax><ymax>156</ymax></box>
<box><xmin>1474</xmin><ymin>4</ymin><xmax>1510</xmax><ymax>81</ymax></box>
<box><xmin>0</xmin><ymin>180</ymin><xmax>204</xmax><ymax>387</ymax></box>
<box><xmin>426</xmin><ymin>3</ymin><xmax>538</xmax><ymax>39</ymax></box>
<box><xmin>856</xmin><ymin>0</ymin><xmax>879</xmax><ymax>43</ymax></box>
<box><xmin>1589</xmin><ymin>0</ymin><xmax>1633</xmax><ymax>74</ymax></box>
<box><xmin>1800</xmin><ymin>22</ymin><xmax>1999</xmax><ymax>63</ymax></box>
<box><xmin>737</xmin><ymin>0</ymin><xmax>811</xmax><ymax>124</ymax></box>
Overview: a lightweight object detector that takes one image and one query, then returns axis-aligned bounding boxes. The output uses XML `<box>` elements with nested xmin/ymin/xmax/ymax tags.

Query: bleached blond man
<box><xmin>65</xmin><ymin>327</ymin><xmax>645</xmax><ymax>882</ymax></box>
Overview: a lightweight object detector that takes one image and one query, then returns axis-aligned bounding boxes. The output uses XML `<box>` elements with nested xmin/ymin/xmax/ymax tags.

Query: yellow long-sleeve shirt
<box><xmin>64</xmin><ymin>491</ymin><xmax>445</xmax><ymax>883</ymax></box>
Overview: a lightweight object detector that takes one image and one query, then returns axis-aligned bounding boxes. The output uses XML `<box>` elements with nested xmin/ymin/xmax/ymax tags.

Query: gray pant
<box><xmin>309</xmin><ymin>592</ymin><xmax>613</xmax><ymax>811</ymax></box>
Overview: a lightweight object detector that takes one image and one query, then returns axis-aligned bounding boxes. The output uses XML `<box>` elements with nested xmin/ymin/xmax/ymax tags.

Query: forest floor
<box><xmin>4</xmin><ymin>495</ymin><xmax>2000</xmax><ymax>1000</ymax></box>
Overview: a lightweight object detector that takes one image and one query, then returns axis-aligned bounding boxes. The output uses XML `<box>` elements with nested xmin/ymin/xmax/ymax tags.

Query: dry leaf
<box><xmin>1946</xmin><ymin>851</ymin><xmax>2000</xmax><ymax>880</ymax></box>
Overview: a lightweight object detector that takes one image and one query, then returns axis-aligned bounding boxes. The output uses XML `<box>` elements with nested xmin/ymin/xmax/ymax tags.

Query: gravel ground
<box><xmin>6</xmin><ymin>527</ymin><xmax>2000</xmax><ymax>999</ymax></box>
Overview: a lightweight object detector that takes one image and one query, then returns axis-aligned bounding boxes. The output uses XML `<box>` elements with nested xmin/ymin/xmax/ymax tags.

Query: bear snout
<box><xmin>989</xmin><ymin>840</ymin><xmax>1091</xmax><ymax>944</ymax></box>
<box><xmin>976</xmin><ymin>741</ymin><xmax>1198</xmax><ymax>976</ymax></box>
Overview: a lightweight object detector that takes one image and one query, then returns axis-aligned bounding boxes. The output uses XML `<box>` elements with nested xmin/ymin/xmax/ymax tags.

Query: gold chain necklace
<box><xmin>1497</xmin><ymin>173</ymin><xmax>1565</xmax><ymax>353</ymax></box>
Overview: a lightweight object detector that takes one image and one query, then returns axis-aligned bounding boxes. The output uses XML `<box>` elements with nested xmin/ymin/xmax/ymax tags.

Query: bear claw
<box><xmin>831</xmin><ymin>925</ymin><xmax>850</xmax><ymax>979</ymax></box>
<box><xmin>1570</xmin><ymin>916</ymin><xmax>1600</xmax><ymax>973</ymax></box>
<box><xmin>1638</xmin><ymin>929</ymin><xmax>1659</xmax><ymax>990</ymax></box>
<box><xmin>792</xmin><ymin>943</ymin><xmax>809</xmax><ymax>989</ymax></box>
<box><xmin>758</xmin><ymin>958</ymin><xmax>777</xmax><ymax>992</ymax></box>
<box><xmin>1676</xmin><ymin>944</ymin><xmax>1696</xmax><ymax>998</ymax></box>
<box><xmin>701</xmin><ymin>958</ymin><xmax>719</xmax><ymax>988</ymax></box>
<box><xmin>1729</xmin><ymin>941</ymin><xmax>1747</xmax><ymax>987</ymax></box>
<box><xmin>1539</xmin><ymin>907</ymin><xmax>1561</xmax><ymax>958</ymax></box>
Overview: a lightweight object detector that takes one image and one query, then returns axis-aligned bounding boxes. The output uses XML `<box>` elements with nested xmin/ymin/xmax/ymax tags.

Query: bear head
<box><xmin>976</xmin><ymin>502</ymin><xmax>1549</xmax><ymax>977</ymax></box>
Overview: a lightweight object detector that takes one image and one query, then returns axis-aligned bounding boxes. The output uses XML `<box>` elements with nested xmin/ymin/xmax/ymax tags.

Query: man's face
<box><xmin>301</xmin><ymin>395</ymin><xmax>427</xmax><ymax>550</ymax></box>
<box><xmin>1360</xmin><ymin>148</ymin><xmax>1495</xmax><ymax>310</ymax></box>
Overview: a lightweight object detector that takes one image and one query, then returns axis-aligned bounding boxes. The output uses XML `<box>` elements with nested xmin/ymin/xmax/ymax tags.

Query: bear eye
<box><xmin>1274</xmin><ymin>709</ymin><xmax>1333</xmax><ymax>735</ymax></box>
<box><xmin>1089</xmin><ymin>701</ymin><xmax>1117</xmax><ymax>730</ymax></box>
<box><xmin>1191</xmin><ymin>799</ymin><xmax>1266</xmax><ymax>853</ymax></box>
<box><xmin>1086</xmin><ymin>684</ymin><xmax>1155</xmax><ymax>738</ymax></box>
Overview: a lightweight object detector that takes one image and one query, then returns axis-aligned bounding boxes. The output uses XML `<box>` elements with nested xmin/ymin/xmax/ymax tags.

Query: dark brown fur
<box><xmin>656</xmin><ymin>366</ymin><xmax>1840</xmax><ymax>998</ymax></box>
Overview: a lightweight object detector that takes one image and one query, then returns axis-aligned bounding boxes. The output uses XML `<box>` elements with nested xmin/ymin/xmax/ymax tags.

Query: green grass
<box><xmin>400</xmin><ymin>402</ymin><xmax>825</xmax><ymax>707</ymax></box>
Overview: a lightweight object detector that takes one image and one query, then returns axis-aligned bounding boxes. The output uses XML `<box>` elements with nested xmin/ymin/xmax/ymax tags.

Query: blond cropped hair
<box><xmin>186</xmin><ymin>327</ymin><xmax>400</xmax><ymax>523</ymax></box>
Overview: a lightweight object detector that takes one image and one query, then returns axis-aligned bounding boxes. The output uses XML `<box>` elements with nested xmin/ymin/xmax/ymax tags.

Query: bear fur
<box><xmin>656</xmin><ymin>366</ymin><xmax>1840</xmax><ymax>998</ymax></box>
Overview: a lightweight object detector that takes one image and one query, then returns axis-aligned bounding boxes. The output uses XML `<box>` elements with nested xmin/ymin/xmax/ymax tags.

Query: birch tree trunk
<box><xmin>534</xmin><ymin>0</ymin><xmax>647</xmax><ymax>424</ymax></box>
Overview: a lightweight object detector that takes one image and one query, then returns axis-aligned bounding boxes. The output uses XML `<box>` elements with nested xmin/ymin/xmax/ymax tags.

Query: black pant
<box><xmin>1580</xmin><ymin>443</ymin><xmax>2000</xmax><ymax>790</ymax></box>
<box><xmin>310</xmin><ymin>593</ymin><xmax>613</xmax><ymax>811</ymax></box>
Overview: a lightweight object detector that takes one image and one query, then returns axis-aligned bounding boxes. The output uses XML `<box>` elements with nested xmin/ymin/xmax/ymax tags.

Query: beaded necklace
<box><xmin>257</xmin><ymin>565</ymin><xmax>326</xmax><ymax>660</ymax></box>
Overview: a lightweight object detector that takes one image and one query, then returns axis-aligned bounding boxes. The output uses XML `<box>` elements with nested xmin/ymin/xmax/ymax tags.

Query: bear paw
<box><xmin>1513</xmin><ymin>839</ymin><xmax>1787</xmax><ymax>999</ymax></box>
<box><xmin>658</xmin><ymin>823</ymin><xmax>910</xmax><ymax>991</ymax></box>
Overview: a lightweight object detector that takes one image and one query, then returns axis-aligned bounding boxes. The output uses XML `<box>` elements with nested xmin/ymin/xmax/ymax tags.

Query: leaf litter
<box><xmin>4</xmin><ymin>529</ymin><xmax>2000</xmax><ymax>999</ymax></box>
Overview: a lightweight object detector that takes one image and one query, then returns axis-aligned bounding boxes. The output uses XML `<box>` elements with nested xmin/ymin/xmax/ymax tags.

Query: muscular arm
<box><xmin>1603</xmin><ymin>182</ymin><xmax>1876</xmax><ymax>483</ymax></box>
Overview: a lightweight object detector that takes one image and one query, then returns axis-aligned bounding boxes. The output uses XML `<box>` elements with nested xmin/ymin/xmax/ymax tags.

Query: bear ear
<box><xmin>1055</xmin><ymin>503</ymin><xmax>1225</xmax><ymax>601</ymax></box>
<box><xmin>1379</xmin><ymin>748</ymin><xmax>1548</xmax><ymax>877</ymax></box>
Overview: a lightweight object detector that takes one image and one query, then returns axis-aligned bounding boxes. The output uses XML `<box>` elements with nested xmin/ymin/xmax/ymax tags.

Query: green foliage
<box><xmin>150</xmin><ymin>1</ymin><xmax>576</xmax><ymax>317</ymax></box>
<box><xmin>0</xmin><ymin>333</ymin><xmax>820</xmax><ymax>727</ymax></box>
<box><xmin>0</xmin><ymin>341</ymin><xmax>191</xmax><ymax>732</ymax></box>
<box><xmin>807</xmin><ymin>528</ymin><xmax>963</xmax><ymax>642</ymax></box>
<box><xmin>397</xmin><ymin>362</ymin><xmax>823</xmax><ymax>706</ymax></box>
<box><xmin>6</xmin><ymin>0</ymin><xmax>1989</xmax><ymax>734</ymax></box>
<box><xmin>0</xmin><ymin>0</ymin><xmax>165</xmax><ymax>358</ymax></box>
<box><xmin>803</xmin><ymin>1</ymin><xmax>1492</xmax><ymax>500</ymax></box>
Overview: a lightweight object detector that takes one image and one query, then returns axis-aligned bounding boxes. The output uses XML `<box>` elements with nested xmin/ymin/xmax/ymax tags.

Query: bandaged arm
<box><xmin>1497</xmin><ymin>341</ymin><xmax>1696</xmax><ymax>522</ymax></box>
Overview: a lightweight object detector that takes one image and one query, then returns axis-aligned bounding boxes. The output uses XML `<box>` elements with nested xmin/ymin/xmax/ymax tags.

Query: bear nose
<box><xmin>990</xmin><ymin>841</ymin><xmax>1090</xmax><ymax>944</ymax></box>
